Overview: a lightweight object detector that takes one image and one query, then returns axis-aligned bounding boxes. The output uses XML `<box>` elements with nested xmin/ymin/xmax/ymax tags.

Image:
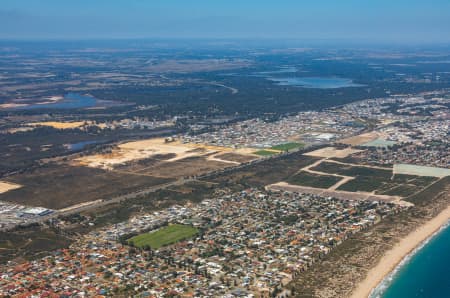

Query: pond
<box><xmin>12</xmin><ymin>93</ymin><xmax>99</xmax><ymax>110</ymax></box>
<box><xmin>65</xmin><ymin>140</ymin><xmax>101</xmax><ymax>151</ymax></box>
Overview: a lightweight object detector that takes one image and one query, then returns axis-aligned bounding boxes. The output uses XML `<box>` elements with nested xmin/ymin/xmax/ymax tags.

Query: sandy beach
<box><xmin>351</xmin><ymin>205</ymin><xmax>450</xmax><ymax>298</ymax></box>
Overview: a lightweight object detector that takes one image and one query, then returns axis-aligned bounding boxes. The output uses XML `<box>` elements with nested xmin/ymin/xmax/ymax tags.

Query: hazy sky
<box><xmin>1</xmin><ymin>0</ymin><xmax>450</xmax><ymax>43</ymax></box>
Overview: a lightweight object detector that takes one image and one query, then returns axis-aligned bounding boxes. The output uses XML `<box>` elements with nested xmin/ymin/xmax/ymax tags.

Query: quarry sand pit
<box><xmin>75</xmin><ymin>138</ymin><xmax>217</xmax><ymax>169</ymax></box>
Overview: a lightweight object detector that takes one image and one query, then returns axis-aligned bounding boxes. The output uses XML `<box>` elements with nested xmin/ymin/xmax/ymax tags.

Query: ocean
<box><xmin>371</xmin><ymin>221</ymin><xmax>450</xmax><ymax>298</ymax></box>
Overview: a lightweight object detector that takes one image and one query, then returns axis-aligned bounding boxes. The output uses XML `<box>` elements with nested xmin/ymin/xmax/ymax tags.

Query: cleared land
<box><xmin>75</xmin><ymin>138</ymin><xmax>216</xmax><ymax>169</ymax></box>
<box><xmin>75</xmin><ymin>138</ymin><xmax>257</xmax><ymax>175</ymax></box>
<box><xmin>28</xmin><ymin>121</ymin><xmax>87</xmax><ymax>129</ymax></box>
<box><xmin>394</xmin><ymin>163</ymin><xmax>450</xmax><ymax>178</ymax></box>
<box><xmin>304</xmin><ymin>147</ymin><xmax>362</xmax><ymax>158</ymax></box>
<box><xmin>0</xmin><ymin>181</ymin><xmax>22</xmax><ymax>194</ymax></box>
<box><xmin>214</xmin><ymin>153</ymin><xmax>258</xmax><ymax>163</ymax></box>
<box><xmin>128</xmin><ymin>224</ymin><xmax>199</xmax><ymax>249</ymax></box>
<box><xmin>338</xmin><ymin>131</ymin><xmax>379</xmax><ymax>146</ymax></box>
<box><xmin>0</xmin><ymin>138</ymin><xmax>254</xmax><ymax>210</ymax></box>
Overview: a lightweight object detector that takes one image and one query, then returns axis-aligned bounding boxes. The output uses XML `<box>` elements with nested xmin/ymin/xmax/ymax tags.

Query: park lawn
<box><xmin>270</xmin><ymin>142</ymin><xmax>304</xmax><ymax>152</ymax></box>
<box><xmin>128</xmin><ymin>224</ymin><xmax>199</xmax><ymax>249</ymax></box>
<box><xmin>254</xmin><ymin>150</ymin><xmax>279</xmax><ymax>156</ymax></box>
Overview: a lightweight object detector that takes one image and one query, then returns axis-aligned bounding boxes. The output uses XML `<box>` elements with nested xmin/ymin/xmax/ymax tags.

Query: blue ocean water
<box><xmin>371</xmin><ymin>222</ymin><xmax>450</xmax><ymax>298</ymax></box>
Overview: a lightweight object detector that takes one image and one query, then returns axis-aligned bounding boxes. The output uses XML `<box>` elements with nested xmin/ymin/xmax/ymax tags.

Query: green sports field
<box><xmin>270</xmin><ymin>142</ymin><xmax>304</xmax><ymax>151</ymax></box>
<box><xmin>128</xmin><ymin>224</ymin><xmax>199</xmax><ymax>249</ymax></box>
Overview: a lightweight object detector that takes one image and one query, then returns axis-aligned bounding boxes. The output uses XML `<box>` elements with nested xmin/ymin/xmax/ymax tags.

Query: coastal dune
<box><xmin>351</xmin><ymin>205</ymin><xmax>450</xmax><ymax>298</ymax></box>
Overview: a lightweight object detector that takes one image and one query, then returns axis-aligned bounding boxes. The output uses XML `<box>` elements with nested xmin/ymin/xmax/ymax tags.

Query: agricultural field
<box><xmin>128</xmin><ymin>224</ymin><xmax>199</xmax><ymax>249</ymax></box>
<box><xmin>287</xmin><ymin>172</ymin><xmax>342</xmax><ymax>189</ymax></box>
<box><xmin>311</xmin><ymin>161</ymin><xmax>437</xmax><ymax>196</ymax></box>
<box><xmin>206</xmin><ymin>153</ymin><xmax>320</xmax><ymax>188</ymax></box>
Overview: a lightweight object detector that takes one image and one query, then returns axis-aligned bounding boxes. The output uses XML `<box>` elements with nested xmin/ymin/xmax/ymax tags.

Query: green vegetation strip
<box><xmin>270</xmin><ymin>142</ymin><xmax>304</xmax><ymax>151</ymax></box>
<box><xmin>128</xmin><ymin>224</ymin><xmax>199</xmax><ymax>249</ymax></box>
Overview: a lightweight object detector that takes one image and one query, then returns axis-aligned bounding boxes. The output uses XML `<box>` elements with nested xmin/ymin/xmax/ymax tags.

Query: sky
<box><xmin>1</xmin><ymin>0</ymin><xmax>450</xmax><ymax>43</ymax></box>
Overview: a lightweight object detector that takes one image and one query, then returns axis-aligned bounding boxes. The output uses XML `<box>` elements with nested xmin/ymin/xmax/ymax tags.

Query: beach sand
<box><xmin>351</xmin><ymin>205</ymin><xmax>450</xmax><ymax>298</ymax></box>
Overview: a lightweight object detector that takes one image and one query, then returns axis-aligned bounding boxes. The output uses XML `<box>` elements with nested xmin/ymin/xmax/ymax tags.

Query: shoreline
<box><xmin>350</xmin><ymin>205</ymin><xmax>450</xmax><ymax>298</ymax></box>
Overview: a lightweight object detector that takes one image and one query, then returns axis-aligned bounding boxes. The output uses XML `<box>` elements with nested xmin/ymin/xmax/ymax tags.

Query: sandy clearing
<box><xmin>234</xmin><ymin>148</ymin><xmax>261</xmax><ymax>156</ymax></box>
<box><xmin>75</xmin><ymin>138</ymin><xmax>261</xmax><ymax>170</ymax></box>
<box><xmin>58</xmin><ymin>199</ymin><xmax>103</xmax><ymax>212</ymax></box>
<box><xmin>304</xmin><ymin>147</ymin><xmax>363</xmax><ymax>158</ymax></box>
<box><xmin>75</xmin><ymin>138</ymin><xmax>217</xmax><ymax>169</ymax></box>
<box><xmin>339</xmin><ymin>132</ymin><xmax>379</xmax><ymax>146</ymax></box>
<box><xmin>0</xmin><ymin>181</ymin><xmax>22</xmax><ymax>194</ymax></box>
<box><xmin>207</xmin><ymin>153</ymin><xmax>241</xmax><ymax>165</ymax></box>
<box><xmin>350</xmin><ymin>205</ymin><xmax>450</xmax><ymax>298</ymax></box>
<box><xmin>29</xmin><ymin>121</ymin><xmax>87</xmax><ymax>129</ymax></box>
<box><xmin>184</xmin><ymin>143</ymin><xmax>233</xmax><ymax>152</ymax></box>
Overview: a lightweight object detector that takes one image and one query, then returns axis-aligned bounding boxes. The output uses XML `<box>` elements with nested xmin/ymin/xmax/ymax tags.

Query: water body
<box><xmin>65</xmin><ymin>140</ymin><xmax>100</xmax><ymax>151</ymax></box>
<box><xmin>15</xmin><ymin>93</ymin><xmax>98</xmax><ymax>110</ymax></box>
<box><xmin>371</xmin><ymin>222</ymin><xmax>450</xmax><ymax>298</ymax></box>
<box><xmin>251</xmin><ymin>68</ymin><xmax>363</xmax><ymax>89</ymax></box>
<box><xmin>267</xmin><ymin>77</ymin><xmax>364</xmax><ymax>89</ymax></box>
<box><xmin>256</xmin><ymin>66</ymin><xmax>298</xmax><ymax>75</ymax></box>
